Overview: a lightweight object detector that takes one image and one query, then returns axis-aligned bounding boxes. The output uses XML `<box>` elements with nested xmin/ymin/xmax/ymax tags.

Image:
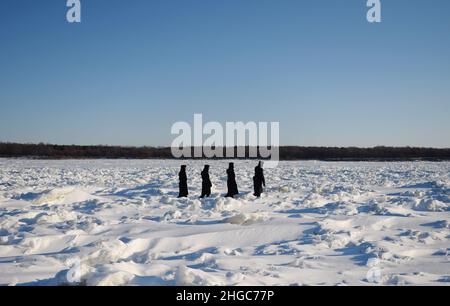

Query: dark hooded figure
<box><xmin>253</xmin><ymin>161</ymin><xmax>265</xmax><ymax>197</ymax></box>
<box><xmin>178</xmin><ymin>165</ymin><xmax>188</xmax><ymax>198</ymax></box>
<box><xmin>200</xmin><ymin>165</ymin><xmax>212</xmax><ymax>198</ymax></box>
<box><xmin>226</xmin><ymin>162</ymin><xmax>239</xmax><ymax>198</ymax></box>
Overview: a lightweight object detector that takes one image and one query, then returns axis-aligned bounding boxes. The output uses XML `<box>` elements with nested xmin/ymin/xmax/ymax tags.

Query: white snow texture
<box><xmin>0</xmin><ymin>159</ymin><xmax>449</xmax><ymax>286</ymax></box>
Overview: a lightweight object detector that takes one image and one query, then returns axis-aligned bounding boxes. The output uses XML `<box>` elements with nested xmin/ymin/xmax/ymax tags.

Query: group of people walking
<box><xmin>178</xmin><ymin>162</ymin><xmax>266</xmax><ymax>199</ymax></box>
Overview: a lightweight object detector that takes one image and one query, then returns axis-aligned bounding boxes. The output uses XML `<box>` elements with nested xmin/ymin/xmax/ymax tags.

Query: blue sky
<box><xmin>0</xmin><ymin>0</ymin><xmax>449</xmax><ymax>147</ymax></box>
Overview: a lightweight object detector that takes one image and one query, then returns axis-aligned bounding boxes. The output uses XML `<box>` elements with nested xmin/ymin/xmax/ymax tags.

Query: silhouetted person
<box><xmin>178</xmin><ymin>165</ymin><xmax>188</xmax><ymax>198</ymax></box>
<box><xmin>200</xmin><ymin>165</ymin><xmax>212</xmax><ymax>198</ymax></box>
<box><xmin>226</xmin><ymin>162</ymin><xmax>239</xmax><ymax>198</ymax></box>
<box><xmin>253</xmin><ymin>161</ymin><xmax>265</xmax><ymax>197</ymax></box>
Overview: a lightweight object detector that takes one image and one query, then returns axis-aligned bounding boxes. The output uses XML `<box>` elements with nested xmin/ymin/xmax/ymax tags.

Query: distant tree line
<box><xmin>0</xmin><ymin>143</ymin><xmax>172</xmax><ymax>159</ymax></box>
<box><xmin>0</xmin><ymin>142</ymin><xmax>449</xmax><ymax>161</ymax></box>
<box><xmin>279</xmin><ymin>146</ymin><xmax>450</xmax><ymax>161</ymax></box>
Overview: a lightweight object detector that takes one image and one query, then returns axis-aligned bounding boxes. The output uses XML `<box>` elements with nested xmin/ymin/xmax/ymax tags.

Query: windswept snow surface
<box><xmin>0</xmin><ymin>159</ymin><xmax>449</xmax><ymax>286</ymax></box>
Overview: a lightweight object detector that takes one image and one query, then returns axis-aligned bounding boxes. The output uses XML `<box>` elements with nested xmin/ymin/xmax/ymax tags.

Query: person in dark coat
<box><xmin>200</xmin><ymin>165</ymin><xmax>212</xmax><ymax>198</ymax></box>
<box><xmin>226</xmin><ymin>162</ymin><xmax>239</xmax><ymax>198</ymax></box>
<box><xmin>178</xmin><ymin>165</ymin><xmax>188</xmax><ymax>198</ymax></box>
<box><xmin>253</xmin><ymin>161</ymin><xmax>265</xmax><ymax>197</ymax></box>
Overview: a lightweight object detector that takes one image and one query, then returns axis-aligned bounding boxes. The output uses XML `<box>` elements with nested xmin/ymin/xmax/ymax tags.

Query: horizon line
<box><xmin>1</xmin><ymin>142</ymin><xmax>450</xmax><ymax>150</ymax></box>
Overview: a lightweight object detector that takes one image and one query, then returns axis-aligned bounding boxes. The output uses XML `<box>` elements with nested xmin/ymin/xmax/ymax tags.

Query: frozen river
<box><xmin>0</xmin><ymin>159</ymin><xmax>449</xmax><ymax>285</ymax></box>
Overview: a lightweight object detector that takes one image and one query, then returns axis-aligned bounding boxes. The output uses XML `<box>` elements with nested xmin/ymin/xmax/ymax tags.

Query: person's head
<box><xmin>181</xmin><ymin>165</ymin><xmax>187</xmax><ymax>171</ymax></box>
<box><xmin>258</xmin><ymin>161</ymin><xmax>263</xmax><ymax>168</ymax></box>
<box><xmin>204</xmin><ymin>165</ymin><xmax>210</xmax><ymax>170</ymax></box>
<box><xmin>229</xmin><ymin>162</ymin><xmax>234</xmax><ymax>169</ymax></box>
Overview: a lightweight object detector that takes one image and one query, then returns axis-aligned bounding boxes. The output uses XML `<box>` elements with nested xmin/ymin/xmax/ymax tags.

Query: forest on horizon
<box><xmin>1</xmin><ymin>142</ymin><xmax>450</xmax><ymax>161</ymax></box>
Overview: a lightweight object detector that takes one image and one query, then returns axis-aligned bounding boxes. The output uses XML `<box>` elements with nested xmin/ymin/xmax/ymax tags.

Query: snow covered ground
<box><xmin>0</xmin><ymin>159</ymin><xmax>449</xmax><ymax>286</ymax></box>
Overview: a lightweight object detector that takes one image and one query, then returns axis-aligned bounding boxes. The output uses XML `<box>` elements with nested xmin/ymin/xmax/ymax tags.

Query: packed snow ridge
<box><xmin>0</xmin><ymin>159</ymin><xmax>449</xmax><ymax>286</ymax></box>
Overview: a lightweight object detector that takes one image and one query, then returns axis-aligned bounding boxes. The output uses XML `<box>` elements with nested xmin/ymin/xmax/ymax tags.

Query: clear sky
<box><xmin>0</xmin><ymin>0</ymin><xmax>449</xmax><ymax>147</ymax></box>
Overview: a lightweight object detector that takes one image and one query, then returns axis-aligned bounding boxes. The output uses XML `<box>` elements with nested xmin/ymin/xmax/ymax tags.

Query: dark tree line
<box><xmin>279</xmin><ymin>146</ymin><xmax>450</xmax><ymax>161</ymax></box>
<box><xmin>0</xmin><ymin>143</ymin><xmax>449</xmax><ymax>161</ymax></box>
<box><xmin>0</xmin><ymin>143</ymin><xmax>172</xmax><ymax>159</ymax></box>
